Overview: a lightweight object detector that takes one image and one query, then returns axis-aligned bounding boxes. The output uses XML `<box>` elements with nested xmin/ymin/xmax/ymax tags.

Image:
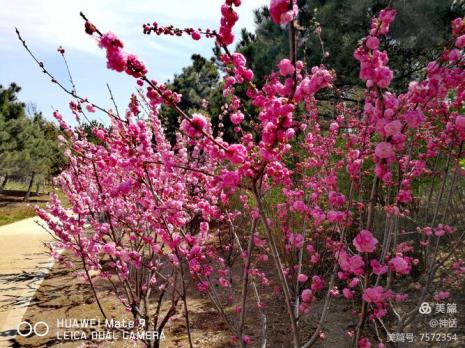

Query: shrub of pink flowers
<box><xmin>21</xmin><ymin>1</ymin><xmax>465</xmax><ymax>347</ymax></box>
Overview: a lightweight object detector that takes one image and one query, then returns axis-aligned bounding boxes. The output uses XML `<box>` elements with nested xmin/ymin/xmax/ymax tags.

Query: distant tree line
<box><xmin>0</xmin><ymin>83</ymin><xmax>65</xmax><ymax>200</ymax></box>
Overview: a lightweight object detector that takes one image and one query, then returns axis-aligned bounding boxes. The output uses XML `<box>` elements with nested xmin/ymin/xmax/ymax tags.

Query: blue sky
<box><xmin>0</xmin><ymin>0</ymin><xmax>268</xmax><ymax>124</ymax></box>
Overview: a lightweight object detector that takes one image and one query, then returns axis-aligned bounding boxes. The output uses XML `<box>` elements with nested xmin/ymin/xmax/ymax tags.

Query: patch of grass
<box><xmin>0</xmin><ymin>180</ymin><xmax>68</xmax><ymax>226</ymax></box>
<box><xmin>0</xmin><ymin>203</ymin><xmax>38</xmax><ymax>226</ymax></box>
<box><xmin>3</xmin><ymin>181</ymin><xmax>31</xmax><ymax>191</ymax></box>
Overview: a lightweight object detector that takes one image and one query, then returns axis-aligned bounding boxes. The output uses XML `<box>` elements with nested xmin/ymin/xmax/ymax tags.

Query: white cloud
<box><xmin>1</xmin><ymin>0</ymin><xmax>268</xmax><ymax>55</ymax></box>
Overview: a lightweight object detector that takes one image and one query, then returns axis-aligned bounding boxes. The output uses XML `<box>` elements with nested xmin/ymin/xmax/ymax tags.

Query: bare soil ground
<box><xmin>13</xmin><ymin>261</ymin><xmax>234</xmax><ymax>348</ymax></box>
<box><xmin>4</xmin><ymin>220</ymin><xmax>463</xmax><ymax>347</ymax></box>
<box><xmin>10</xmin><ymin>258</ymin><xmax>358</xmax><ymax>348</ymax></box>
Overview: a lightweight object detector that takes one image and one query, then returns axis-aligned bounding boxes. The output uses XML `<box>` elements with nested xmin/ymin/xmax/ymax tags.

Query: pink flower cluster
<box><xmin>180</xmin><ymin>113</ymin><xmax>209</xmax><ymax>137</ymax></box>
<box><xmin>295</xmin><ymin>66</ymin><xmax>333</xmax><ymax>99</ymax></box>
<box><xmin>354</xmin><ymin>10</ymin><xmax>396</xmax><ymax>89</ymax></box>
<box><xmin>353</xmin><ymin>230</ymin><xmax>378</xmax><ymax>253</ymax></box>
<box><xmin>33</xmin><ymin>5</ymin><xmax>465</xmax><ymax>347</ymax></box>
<box><xmin>370</xmin><ymin>8</ymin><xmax>396</xmax><ymax>36</ymax></box>
<box><xmin>269</xmin><ymin>0</ymin><xmax>298</xmax><ymax>25</ymax></box>
<box><xmin>98</xmin><ymin>32</ymin><xmax>147</xmax><ymax>78</ymax></box>
<box><xmin>218</xmin><ymin>0</ymin><xmax>241</xmax><ymax>46</ymax></box>
<box><xmin>388</xmin><ymin>255</ymin><xmax>412</xmax><ymax>275</ymax></box>
<box><xmin>362</xmin><ymin>286</ymin><xmax>388</xmax><ymax>304</ymax></box>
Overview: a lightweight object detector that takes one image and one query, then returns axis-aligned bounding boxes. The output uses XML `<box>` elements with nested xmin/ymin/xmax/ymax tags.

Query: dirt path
<box><xmin>0</xmin><ymin>217</ymin><xmax>54</xmax><ymax>347</ymax></box>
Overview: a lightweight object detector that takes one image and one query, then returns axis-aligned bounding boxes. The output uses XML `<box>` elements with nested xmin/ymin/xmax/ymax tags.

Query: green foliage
<box><xmin>159</xmin><ymin>54</ymin><xmax>222</xmax><ymax>143</ymax></box>
<box><xmin>0</xmin><ymin>83</ymin><xmax>65</xmax><ymax>183</ymax></box>
<box><xmin>0</xmin><ymin>83</ymin><xmax>28</xmax><ymax>178</ymax></box>
<box><xmin>82</xmin><ymin>120</ymin><xmax>109</xmax><ymax>146</ymax></box>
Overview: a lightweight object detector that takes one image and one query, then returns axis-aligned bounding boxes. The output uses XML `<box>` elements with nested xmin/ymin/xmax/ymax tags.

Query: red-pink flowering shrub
<box><xmin>17</xmin><ymin>2</ymin><xmax>465</xmax><ymax>348</ymax></box>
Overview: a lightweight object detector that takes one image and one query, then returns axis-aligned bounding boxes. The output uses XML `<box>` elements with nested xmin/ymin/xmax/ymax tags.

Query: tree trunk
<box><xmin>0</xmin><ymin>175</ymin><xmax>8</xmax><ymax>194</ymax></box>
<box><xmin>35</xmin><ymin>179</ymin><xmax>41</xmax><ymax>196</ymax></box>
<box><xmin>23</xmin><ymin>173</ymin><xmax>35</xmax><ymax>201</ymax></box>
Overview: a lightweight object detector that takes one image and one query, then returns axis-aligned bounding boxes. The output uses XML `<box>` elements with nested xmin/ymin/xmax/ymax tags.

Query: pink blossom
<box><xmin>373</xmin><ymin>66</ymin><xmax>393</xmax><ymax>88</ymax></box>
<box><xmin>366</xmin><ymin>36</ymin><xmax>380</xmax><ymax>50</ymax></box>
<box><xmin>219</xmin><ymin>277</ymin><xmax>230</xmax><ymax>288</ymax></box>
<box><xmin>230</xmin><ymin>111</ymin><xmax>244</xmax><ymax>125</ymax></box>
<box><xmin>102</xmin><ymin>242</ymin><xmax>117</xmax><ymax>256</ymax></box>
<box><xmin>105</xmin><ymin>48</ymin><xmax>127</xmax><ymax>72</ymax></box>
<box><xmin>242</xmin><ymin>335</ymin><xmax>251</xmax><ymax>345</ymax></box>
<box><xmin>197</xmin><ymin>281</ymin><xmax>209</xmax><ymax>293</ymax></box>
<box><xmin>278</xmin><ymin>58</ymin><xmax>295</xmax><ymax>76</ymax></box>
<box><xmin>117</xmin><ymin>180</ymin><xmax>133</xmax><ymax>195</ymax></box>
<box><xmin>455</xmin><ymin>34</ymin><xmax>465</xmax><ymax>48</ymax></box>
<box><xmin>310</xmin><ymin>253</ymin><xmax>320</xmax><ymax>264</ymax></box>
<box><xmin>434</xmin><ymin>291</ymin><xmax>450</xmax><ymax>301</ymax></box>
<box><xmin>329</xmin><ymin>122</ymin><xmax>339</xmax><ymax>132</ymax></box>
<box><xmin>394</xmin><ymin>293</ymin><xmax>408</xmax><ymax>302</ymax></box>
<box><xmin>388</xmin><ymin>256</ymin><xmax>411</xmax><ymax>275</ymax></box>
<box><xmin>455</xmin><ymin>115</ymin><xmax>465</xmax><ymax>129</ymax></box>
<box><xmin>311</xmin><ymin>275</ymin><xmax>325</xmax><ymax>292</ymax></box>
<box><xmin>373</xmin><ymin>306</ymin><xmax>387</xmax><ymax>319</ymax></box>
<box><xmin>221</xmin><ymin>171</ymin><xmax>240</xmax><ymax>190</ymax></box>
<box><xmin>446</xmin><ymin>49</ymin><xmax>461</xmax><ymax>61</ymax></box>
<box><xmin>384</xmin><ymin>120</ymin><xmax>402</xmax><ymax>136</ymax></box>
<box><xmin>343</xmin><ymin>288</ymin><xmax>354</xmax><ymax>299</ymax></box>
<box><xmin>301</xmin><ymin>288</ymin><xmax>313</xmax><ymax>302</ymax></box>
<box><xmin>299</xmin><ymin>302</ymin><xmax>311</xmax><ymax>314</ymax></box>
<box><xmin>353</xmin><ymin>230</ymin><xmax>378</xmax><ymax>253</ymax></box>
<box><xmin>358</xmin><ymin>337</ymin><xmax>371</xmax><ymax>348</ymax></box>
<box><xmin>434</xmin><ymin>226</ymin><xmax>445</xmax><ymax>236</ymax></box>
<box><xmin>327</xmin><ymin>210</ymin><xmax>345</xmax><ymax>223</ymax></box>
<box><xmin>292</xmin><ymin>200</ymin><xmax>308</xmax><ymax>213</ymax></box>
<box><xmin>217</xmin><ymin>1</ymin><xmax>239</xmax><ymax>46</ymax></box>
<box><xmin>200</xmin><ymin>222</ymin><xmax>209</xmax><ymax>233</ymax></box>
<box><xmin>227</xmin><ymin>144</ymin><xmax>247</xmax><ymax>164</ymax></box>
<box><xmin>86</xmin><ymin>104</ymin><xmax>96</xmax><ymax>113</ymax></box>
<box><xmin>362</xmin><ymin>286</ymin><xmax>385</xmax><ymax>304</ymax></box>
<box><xmin>452</xmin><ymin>17</ymin><xmax>465</xmax><ymax>36</ymax></box>
<box><xmin>180</xmin><ymin>113</ymin><xmax>208</xmax><ymax>137</ymax></box>
<box><xmin>370</xmin><ymin>259</ymin><xmax>388</xmax><ymax>275</ymax></box>
<box><xmin>306</xmin><ymin>244</ymin><xmax>315</xmax><ymax>254</ymax></box>
<box><xmin>329</xmin><ymin>287</ymin><xmax>339</xmax><ymax>297</ymax></box>
<box><xmin>191</xmin><ymin>30</ymin><xmax>201</xmax><ymax>40</ymax></box>
<box><xmin>94</xmin><ymin>129</ymin><xmax>106</xmax><ymax>141</ymax></box>
<box><xmin>348</xmin><ymin>277</ymin><xmax>360</xmax><ymax>288</ymax></box>
<box><xmin>289</xmin><ymin>233</ymin><xmax>304</xmax><ymax>248</ymax></box>
<box><xmin>98</xmin><ymin>32</ymin><xmax>128</xmax><ymax>73</ymax></box>
<box><xmin>397</xmin><ymin>189</ymin><xmax>413</xmax><ymax>204</ymax></box>
<box><xmin>329</xmin><ymin>191</ymin><xmax>346</xmax><ymax>207</ymax></box>
<box><xmin>422</xmin><ymin>227</ymin><xmax>433</xmax><ymax>236</ymax></box>
<box><xmin>269</xmin><ymin>0</ymin><xmax>298</xmax><ymax>25</ymax></box>
<box><xmin>338</xmin><ymin>250</ymin><xmax>364</xmax><ymax>275</ymax></box>
<box><xmin>297</xmin><ymin>67</ymin><xmax>333</xmax><ymax>96</ymax></box>
<box><xmin>379</xmin><ymin>8</ymin><xmax>396</xmax><ymax>24</ymax></box>
<box><xmin>126</xmin><ymin>54</ymin><xmax>147</xmax><ymax>78</ymax></box>
<box><xmin>36</xmin><ymin>5</ymin><xmax>465</xmax><ymax>341</ymax></box>
<box><xmin>99</xmin><ymin>32</ymin><xmax>123</xmax><ymax>49</ymax></box>
<box><xmin>375</xmin><ymin>142</ymin><xmax>395</xmax><ymax>159</ymax></box>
